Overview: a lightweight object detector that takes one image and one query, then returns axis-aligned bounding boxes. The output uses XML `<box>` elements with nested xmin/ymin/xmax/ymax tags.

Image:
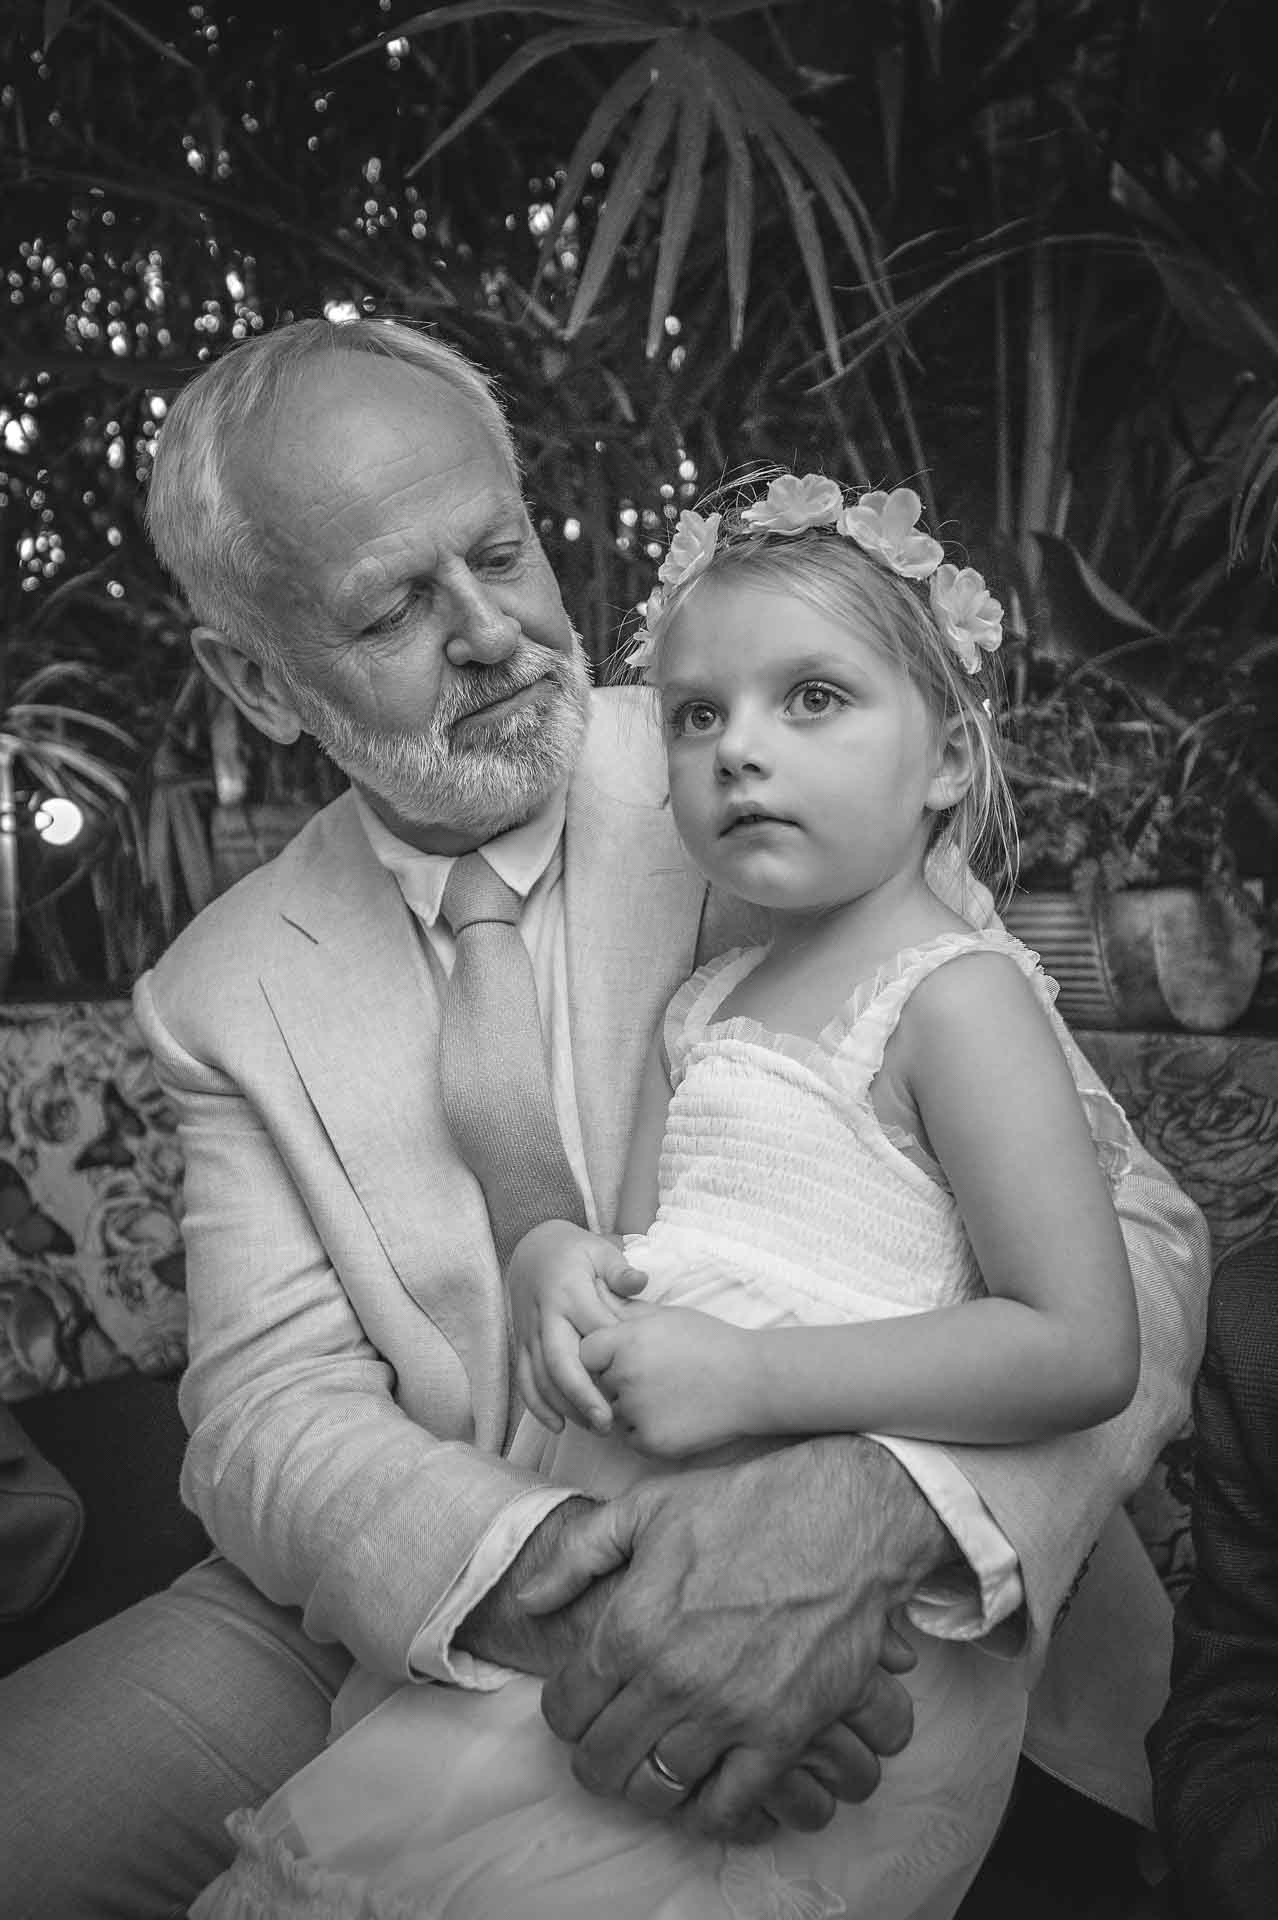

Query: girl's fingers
<box><xmin>543</xmin><ymin>1318</ymin><xmax>614</xmax><ymax>1432</ymax></box>
<box><xmin>596</xmin><ymin>1245</ymin><xmax>649</xmax><ymax>1299</ymax></box>
<box><xmin>517</xmin><ymin>1345</ymin><xmax>563</xmax><ymax>1433</ymax></box>
<box><xmin>579</xmin><ymin>1325</ymin><xmax>619</xmax><ymax>1376</ymax></box>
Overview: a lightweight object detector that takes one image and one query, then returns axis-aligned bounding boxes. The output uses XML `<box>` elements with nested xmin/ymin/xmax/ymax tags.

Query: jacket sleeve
<box><xmin>1147</xmin><ymin>1241</ymin><xmax>1278</xmax><ymax>1920</ymax></box>
<box><xmin>133</xmin><ymin>967</ymin><xmax>550</xmax><ymax>1680</ymax></box>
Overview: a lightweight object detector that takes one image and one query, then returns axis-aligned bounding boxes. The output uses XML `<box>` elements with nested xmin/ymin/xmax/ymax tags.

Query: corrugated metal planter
<box><xmin>1003</xmin><ymin>887</ymin><xmax>1264</xmax><ymax>1033</ymax></box>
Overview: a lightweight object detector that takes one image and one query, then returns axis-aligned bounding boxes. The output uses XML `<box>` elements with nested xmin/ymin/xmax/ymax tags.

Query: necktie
<box><xmin>437</xmin><ymin>851</ymin><xmax>587</xmax><ymax>1267</ymax></box>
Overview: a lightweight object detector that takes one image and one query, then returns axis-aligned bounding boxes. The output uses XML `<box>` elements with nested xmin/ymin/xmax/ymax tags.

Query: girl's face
<box><xmin>657</xmin><ymin>576</ymin><xmax>955</xmax><ymax>919</ymax></box>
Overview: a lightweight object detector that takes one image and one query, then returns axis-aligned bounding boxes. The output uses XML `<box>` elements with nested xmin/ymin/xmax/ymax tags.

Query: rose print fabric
<box><xmin>0</xmin><ymin>1002</ymin><xmax>185</xmax><ymax>1401</ymax></box>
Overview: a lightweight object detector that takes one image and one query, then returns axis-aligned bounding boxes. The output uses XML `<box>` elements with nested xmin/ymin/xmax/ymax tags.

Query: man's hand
<box><xmin>519</xmin><ymin>1437</ymin><xmax>953</xmax><ymax>1840</ymax></box>
<box><xmin>507</xmin><ymin>1220</ymin><xmax>647</xmax><ymax>1433</ymax></box>
<box><xmin>582</xmin><ymin>1305</ymin><xmax>758</xmax><ymax>1458</ymax></box>
<box><xmin>453</xmin><ymin>1495</ymin><xmax>613</xmax><ymax>1675</ymax></box>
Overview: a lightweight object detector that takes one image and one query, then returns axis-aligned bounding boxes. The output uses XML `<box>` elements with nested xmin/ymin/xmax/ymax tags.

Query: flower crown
<box><xmin>627</xmin><ymin>474</ymin><xmax>1004</xmax><ymax>678</ymax></box>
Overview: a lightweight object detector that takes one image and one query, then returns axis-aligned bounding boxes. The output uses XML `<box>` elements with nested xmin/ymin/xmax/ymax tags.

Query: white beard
<box><xmin>287</xmin><ymin>640</ymin><xmax>592</xmax><ymax>840</ymax></box>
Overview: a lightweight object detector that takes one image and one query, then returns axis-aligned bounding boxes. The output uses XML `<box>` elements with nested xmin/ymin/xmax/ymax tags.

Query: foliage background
<box><xmin>2</xmin><ymin>0</ymin><xmax>1276</xmax><ymax>990</ymax></box>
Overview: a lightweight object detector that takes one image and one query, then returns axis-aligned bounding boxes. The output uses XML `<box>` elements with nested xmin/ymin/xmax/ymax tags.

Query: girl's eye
<box><xmin>669</xmin><ymin>700</ymin><xmax>720</xmax><ymax>737</ymax></box>
<box><xmin>789</xmin><ymin>682</ymin><xmax>844</xmax><ymax>717</ymax></box>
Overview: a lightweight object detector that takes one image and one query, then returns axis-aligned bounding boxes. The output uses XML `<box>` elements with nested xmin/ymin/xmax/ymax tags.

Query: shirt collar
<box><xmin>351</xmin><ymin>783</ymin><xmax>568</xmax><ymax>928</ymax></box>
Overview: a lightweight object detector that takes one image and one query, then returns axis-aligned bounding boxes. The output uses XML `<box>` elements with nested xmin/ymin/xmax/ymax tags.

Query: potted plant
<box><xmin>1000</xmin><ymin>637</ymin><xmax>1276</xmax><ymax>1034</ymax></box>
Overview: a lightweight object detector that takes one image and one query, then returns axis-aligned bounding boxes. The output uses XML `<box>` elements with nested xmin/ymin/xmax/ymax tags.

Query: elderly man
<box><xmin>0</xmin><ymin>317</ymin><xmax>1208</xmax><ymax>1920</ymax></box>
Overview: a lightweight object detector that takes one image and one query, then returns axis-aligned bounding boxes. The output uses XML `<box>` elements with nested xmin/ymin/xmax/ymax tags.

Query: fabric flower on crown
<box><xmin>740</xmin><ymin>473</ymin><xmax>843</xmax><ymax>535</ymax></box>
<box><xmin>658</xmin><ymin>509</ymin><xmax>722</xmax><ymax>591</ymax></box>
<box><xmin>625</xmin><ymin>587</ymin><xmax>664</xmax><ymax>673</ymax></box>
<box><xmin>928</xmin><ymin>563</ymin><xmax>1004</xmax><ymax>673</ymax></box>
<box><xmin>837</xmin><ymin>487</ymin><xmax>944</xmax><ymax>579</ymax></box>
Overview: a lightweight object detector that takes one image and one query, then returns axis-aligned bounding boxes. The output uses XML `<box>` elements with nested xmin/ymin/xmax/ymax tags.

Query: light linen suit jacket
<box><xmin>133</xmin><ymin>688</ymin><xmax>1209</xmax><ymax>1825</ymax></box>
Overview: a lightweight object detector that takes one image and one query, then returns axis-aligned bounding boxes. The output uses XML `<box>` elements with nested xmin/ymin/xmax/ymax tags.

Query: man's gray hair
<box><xmin>144</xmin><ymin>317</ymin><xmax>521</xmax><ymax>665</ymax></box>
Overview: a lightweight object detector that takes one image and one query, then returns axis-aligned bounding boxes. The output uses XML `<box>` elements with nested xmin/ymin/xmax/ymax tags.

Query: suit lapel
<box><xmin>564</xmin><ymin>698</ymin><xmax>706</xmax><ymax>1228</ymax></box>
<box><xmin>260</xmin><ymin>798</ymin><xmax>511</xmax><ymax>1440</ymax></box>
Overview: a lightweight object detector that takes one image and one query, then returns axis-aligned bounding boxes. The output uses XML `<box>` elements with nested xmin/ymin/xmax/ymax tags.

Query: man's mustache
<box><xmin>444</xmin><ymin>644</ymin><xmax>576</xmax><ymax>725</ymax></box>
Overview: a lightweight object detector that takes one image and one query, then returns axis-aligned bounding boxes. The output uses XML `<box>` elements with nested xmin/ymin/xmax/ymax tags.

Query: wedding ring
<box><xmin>646</xmin><ymin>1748</ymin><xmax>691</xmax><ymax>1796</ymax></box>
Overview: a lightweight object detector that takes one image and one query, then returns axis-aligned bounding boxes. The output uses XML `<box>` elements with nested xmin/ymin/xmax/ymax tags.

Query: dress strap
<box><xmin>827</xmin><ymin>929</ymin><xmax>1059</xmax><ymax>1094</ymax></box>
<box><xmin>662</xmin><ymin>946</ymin><xmax>766</xmax><ymax>1085</ymax></box>
<box><xmin>827</xmin><ymin>929</ymin><xmax>1133</xmax><ymax>1189</ymax></box>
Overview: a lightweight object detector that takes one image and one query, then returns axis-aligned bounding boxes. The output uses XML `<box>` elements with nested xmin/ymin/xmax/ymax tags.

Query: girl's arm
<box><xmin>615</xmin><ymin>1033</ymin><xmax>674</xmax><ymax>1235</ymax></box>
<box><xmin>736</xmin><ymin>952</ymin><xmax>1139</xmax><ymax>1446</ymax></box>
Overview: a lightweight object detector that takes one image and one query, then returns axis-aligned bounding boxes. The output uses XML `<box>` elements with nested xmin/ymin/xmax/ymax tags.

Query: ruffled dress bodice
<box><xmin>625</xmin><ymin>928</ymin><xmax>1129</xmax><ymax>1336</ymax></box>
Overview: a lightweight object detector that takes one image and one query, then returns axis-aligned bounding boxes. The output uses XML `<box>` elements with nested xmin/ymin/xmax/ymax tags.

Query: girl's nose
<box><xmin>714</xmin><ymin>722</ymin><xmax>766</xmax><ymax>781</ymax></box>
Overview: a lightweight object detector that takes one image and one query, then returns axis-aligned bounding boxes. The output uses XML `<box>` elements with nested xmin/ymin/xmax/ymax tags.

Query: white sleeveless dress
<box><xmin>191</xmin><ymin>931</ymin><xmax>1132</xmax><ymax>1920</ymax></box>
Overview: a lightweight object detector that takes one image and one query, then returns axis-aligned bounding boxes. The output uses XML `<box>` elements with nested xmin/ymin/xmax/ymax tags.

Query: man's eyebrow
<box><xmin>332</xmin><ymin>555</ymin><xmax>426</xmax><ymax>621</ymax></box>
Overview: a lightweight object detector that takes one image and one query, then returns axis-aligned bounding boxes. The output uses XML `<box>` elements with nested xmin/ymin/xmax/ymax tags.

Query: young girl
<box><xmin>193</xmin><ymin>474</ymin><xmax>1139</xmax><ymax>1920</ymax></box>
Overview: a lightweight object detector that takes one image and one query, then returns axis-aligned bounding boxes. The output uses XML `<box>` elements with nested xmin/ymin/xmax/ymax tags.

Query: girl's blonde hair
<box><xmin>643</xmin><ymin>477</ymin><xmax>1019</xmax><ymax>907</ymax></box>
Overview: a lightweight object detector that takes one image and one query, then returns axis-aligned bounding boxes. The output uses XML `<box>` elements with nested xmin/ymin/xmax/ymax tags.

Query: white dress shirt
<box><xmin>350</xmin><ymin>790</ymin><xmax>1022</xmax><ymax>1695</ymax></box>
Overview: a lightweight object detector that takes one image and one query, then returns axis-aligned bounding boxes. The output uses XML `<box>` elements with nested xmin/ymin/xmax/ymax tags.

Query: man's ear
<box><xmin>926</xmin><ymin>715</ymin><xmax>977</xmax><ymax>814</ymax></box>
<box><xmin>190</xmin><ymin>625</ymin><xmax>305</xmax><ymax>746</ymax></box>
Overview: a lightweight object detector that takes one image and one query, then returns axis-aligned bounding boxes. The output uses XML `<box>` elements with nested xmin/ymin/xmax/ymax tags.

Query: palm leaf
<box><xmin>13</xmin><ymin>738</ymin><xmax>134</xmax><ymax>806</ymax></box>
<box><xmin>530</xmin><ymin>54</ymin><xmax>656</xmax><ymax>274</ymax></box>
<box><xmin>564</xmin><ymin>77</ymin><xmax>679</xmax><ymax>339</ymax></box>
<box><xmin>41</xmin><ymin>0</ymin><xmax>73</xmax><ymax>48</ymax></box>
<box><xmin>645</xmin><ymin>57</ymin><xmax>712</xmax><ymax>359</ymax></box>
<box><xmin>1231</xmin><ymin>393</ymin><xmax>1278</xmax><ymax>563</ymax></box>
<box><xmin>752</xmin><ymin>125</ymin><xmax>844</xmax><ymax>373</ymax></box>
<box><xmin>408</xmin><ymin>23</ymin><xmax>659</xmax><ymax>175</ymax></box>
<box><xmin>6</xmin><ymin>703</ymin><xmax>136</xmax><ymax>750</ymax></box>
<box><xmin>336</xmin><ymin>0</ymin><xmax>645</xmax><ymax>67</ymax></box>
<box><xmin>352</xmin><ymin>4</ymin><xmax>891</xmax><ymax>368</ymax></box>
<box><xmin>720</xmin><ymin>42</ymin><xmax>887</xmax><ymax>311</ymax></box>
<box><xmin>707</xmin><ymin>76</ymin><xmax>754</xmax><ymax>351</ymax></box>
<box><xmin>694</xmin><ymin>0</ymin><xmax>805</xmax><ymax>16</ymax></box>
<box><xmin>164</xmin><ymin>783</ymin><xmax>218</xmax><ymax>916</ymax></box>
<box><xmin>93</xmin><ymin>0</ymin><xmax>197</xmax><ymax>69</ymax></box>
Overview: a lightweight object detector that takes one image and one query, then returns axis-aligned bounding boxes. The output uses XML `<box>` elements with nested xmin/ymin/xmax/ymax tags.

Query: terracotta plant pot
<box><xmin>1002</xmin><ymin>887</ymin><xmax>1264</xmax><ymax>1033</ymax></box>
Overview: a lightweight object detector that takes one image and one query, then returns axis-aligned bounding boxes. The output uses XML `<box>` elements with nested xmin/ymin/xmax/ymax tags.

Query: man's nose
<box><xmin>443</xmin><ymin>574</ymin><xmax>520</xmax><ymax>666</ymax></box>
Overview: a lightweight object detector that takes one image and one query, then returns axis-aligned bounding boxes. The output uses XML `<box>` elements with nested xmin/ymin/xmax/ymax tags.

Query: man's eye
<box><xmin>367</xmin><ymin>595</ymin><xmax>417</xmax><ymax>637</ymax></box>
<box><xmin>478</xmin><ymin>543</ymin><xmax>523</xmax><ymax>574</ymax></box>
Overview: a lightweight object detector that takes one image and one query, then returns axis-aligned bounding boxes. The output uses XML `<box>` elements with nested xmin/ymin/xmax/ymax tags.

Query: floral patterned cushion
<box><xmin>0</xmin><ymin>1002</ymin><xmax>186</xmax><ymax>1402</ymax></box>
<box><xmin>1081</xmin><ymin>1028</ymin><xmax>1278</xmax><ymax>1601</ymax></box>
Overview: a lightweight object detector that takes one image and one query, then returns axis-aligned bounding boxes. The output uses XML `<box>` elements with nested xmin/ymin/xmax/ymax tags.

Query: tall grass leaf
<box><xmin>330</xmin><ymin>0</ymin><xmax>644</xmax><ymax>71</ymax></box>
<box><xmin>409</xmin><ymin>24</ymin><xmax>655</xmax><ymax>176</ymax></box>
<box><xmin>168</xmin><ymin>786</ymin><xmax>218</xmax><ymax>913</ymax></box>
<box><xmin>565</xmin><ymin>80</ymin><xmax>678</xmax><ymax>338</ymax></box>
<box><xmin>6</xmin><ymin>704</ymin><xmax>136</xmax><ymax>750</ymax></box>
<box><xmin>95</xmin><ymin>0</ymin><xmax>196</xmax><ymax>69</ymax></box>
<box><xmin>754</xmin><ymin>127</ymin><xmax>843</xmax><ymax>375</ymax></box>
<box><xmin>707</xmin><ymin>75</ymin><xmax>753</xmax><ymax>350</ymax></box>
<box><xmin>646</xmin><ymin>69</ymin><xmax>711</xmax><ymax>358</ymax></box>
<box><xmin>720</xmin><ymin>43</ymin><xmax>888</xmax><ymax>312</ymax></box>
<box><xmin>532</xmin><ymin>54</ymin><xmax>655</xmax><ymax>277</ymax></box>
